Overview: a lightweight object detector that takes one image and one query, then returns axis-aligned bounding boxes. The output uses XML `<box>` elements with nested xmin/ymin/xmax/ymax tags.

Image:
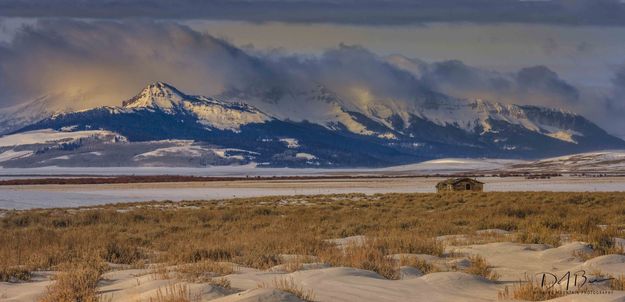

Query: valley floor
<box><xmin>2</xmin><ymin>176</ymin><xmax>625</xmax><ymax>209</ymax></box>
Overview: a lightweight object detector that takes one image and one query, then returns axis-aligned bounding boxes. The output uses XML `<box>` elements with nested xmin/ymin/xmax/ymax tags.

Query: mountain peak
<box><xmin>122</xmin><ymin>82</ymin><xmax>186</xmax><ymax>110</ymax></box>
<box><xmin>145</xmin><ymin>81</ymin><xmax>178</xmax><ymax>92</ymax></box>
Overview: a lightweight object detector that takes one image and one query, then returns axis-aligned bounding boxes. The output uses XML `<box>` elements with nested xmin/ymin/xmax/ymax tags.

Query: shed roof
<box><xmin>436</xmin><ymin>177</ymin><xmax>484</xmax><ymax>186</ymax></box>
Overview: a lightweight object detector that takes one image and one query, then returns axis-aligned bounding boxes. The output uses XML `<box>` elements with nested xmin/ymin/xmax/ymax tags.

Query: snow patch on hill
<box><xmin>546</xmin><ymin>131</ymin><xmax>577</xmax><ymax>143</ymax></box>
<box><xmin>211</xmin><ymin>148</ymin><xmax>258</xmax><ymax>160</ymax></box>
<box><xmin>296</xmin><ymin>152</ymin><xmax>317</xmax><ymax>160</ymax></box>
<box><xmin>187</xmin><ymin>101</ymin><xmax>270</xmax><ymax>131</ymax></box>
<box><xmin>0</xmin><ymin>129</ymin><xmax>120</xmax><ymax>147</ymax></box>
<box><xmin>0</xmin><ymin>150</ymin><xmax>33</xmax><ymax>162</ymax></box>
<box><xmin>134</xmin><ymin>145</ymin><xmax>205</xmax><ymax>159</ymax></box>
<box><xmin>279</xmin><ymin>138</ymin><xmax>300</xmax><ymax>148</ymax></box>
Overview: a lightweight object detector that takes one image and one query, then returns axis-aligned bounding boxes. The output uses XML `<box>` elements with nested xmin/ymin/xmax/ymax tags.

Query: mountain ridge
<box><xmin>0</xmin><ymin>82</ymin><xmax>623</xmax><ymax>168</ymax></box>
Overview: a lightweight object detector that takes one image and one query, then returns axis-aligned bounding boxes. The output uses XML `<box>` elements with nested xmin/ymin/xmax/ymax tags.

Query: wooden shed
<box><xmin>436</xmin><ymin>178</ymin><xmax>484</xmax><ymax>193</ymax></box>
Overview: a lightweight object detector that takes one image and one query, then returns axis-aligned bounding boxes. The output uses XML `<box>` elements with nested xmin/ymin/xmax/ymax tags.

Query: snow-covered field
<box><xmin>2</xmin><ymin>176</ymin><xmax>625</xmax><ymax>209</ymax></box>
<box><xmin>0</xmin><ymin>165</ymin><xmax>354</xmax><ymax>178</ymax></box>
<box><xmin>0</xmin><ymin>157</ymin><xmax>525</xmax><ymax>178</ymax></box>
<box><xmin>3</xmin><ymin>238</ymin><xmax>625</xmax><ymax>302</ymax></box>
<box><xmin>0</xmin><ymin>152</ymin><xmax>624</xmax><ymax>209</ymax></box>
<box><xmin>380</xmin><ymin>158</ymin><xmax>525</xmax><ymax>173</ymax></box>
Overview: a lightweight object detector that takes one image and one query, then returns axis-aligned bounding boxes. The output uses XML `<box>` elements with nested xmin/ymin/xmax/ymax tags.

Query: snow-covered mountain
<box><xmin>0</xmin><ymin>96</ymin><xmax>66</xmax><ymax>135</ymax></box>
<box><xmin>120</xmin><ymin>82</ymin><xmax>271</xmax><ymax>131</ymax></box>
<box><xmin>224</xmin><ymin>83</ymin><xmax>623</xmax><ymax>152</ymax></box>
<box><xmin>0</xmin><ymin>82</ymin><xmax>623</xmax><ymax>168</ymax></box>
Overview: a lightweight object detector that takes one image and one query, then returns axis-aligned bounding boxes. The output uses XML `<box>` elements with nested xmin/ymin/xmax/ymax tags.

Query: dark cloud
<box><xmin>516</xmin><ymin>66</ymin><xmax>580</xmax><ymax>103</ymax></box>
<box><xmin>297</xmin><ymin>44</ymin><xmax>423</xmax><ymax>100</ymax></box>
<box><xmin>576</xmin><ymin>41</ymin><xmax>593</xmax><ymax>54</ymax></box>
<box><xmin>0</xmin><ymin>20</ymin><xmax>276</xmax><ymax>107</ymax></box>
<box><xmin>542</xmin><ymin>37</ymin><xmax>559</xmax><ymax>56</ymax></box>
<box><xmin>0</xmin><ymin>20</ymin><xmax>428</xmax><ymax>110</ymax></box>
<box><xmin>591</xmin><ymin>64</ymin><xmax>625</xmax><ymax>138</ymax></box>
<box><xmin>419</xmin><ymin>60</ymin><xmax>511</xmax><ymax>93</ymax></box>
<box><xmin>1</xmin><ymin>0</ymin><xmax>625</xmax><ymax>26</ymax></box>
<box><xmin>613</xmin><ymin>65</ymin><xmax>625</xmax><ymax>94</ymax></box>
<box><xmin>413</xmin><ymin>59</ymin><xmax>579</xmax><ymax>107</ymax></box>
<box><xmin>605</xmin><ymin>64</ymin><xmax>625</xmax><ymax>115</ymax></box>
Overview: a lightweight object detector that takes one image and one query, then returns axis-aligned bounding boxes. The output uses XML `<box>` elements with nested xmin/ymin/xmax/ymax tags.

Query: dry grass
<box><xmin>610</xmin><ymin>275</ymin><xmax>625</xmax><ymax>290</ymax></box>
<box><xmin>516</xmin><ymin>223</ymin><xmax>561</xmax><ymax>246</ymax></box>
<box><xmin>0</xmin><ymin>192</ymin><xmax>624</xmax><ymax>293</ymax></box>
<box><xmin>208</xmin><ymin>277</ymin><xmax>231</xmax><ymax>289</ymax></box>
<box><xmin>175</xmin><ymin>260</ymin><xmax>236</xmax><ymax>282</ymax></box>
<box><xmin>498</xmin><ymin>276</ymin><xmax>567</xmax><ymax>301</ymax></box>
<box><xmin>464</xmin><ymin>255</ymin><xmax>500</xmax><ymax>281</ymax></box>
<box><xmin>150</xmin><ymin>263</ymin><xmax>172</xmax><ymax>280</ymax></box>
<box><xmin>398</xmin><ymin>256</ymin><xmax>436</xmax><ymax>274</ymax></box>
<box><xmin>282</xmin><ymin>256</ymin><xmax>316</xmax><ymax>273</ymax></box>
<box><xmin>40</xmin><ymin>259</ymin><xmax>106</xmax><ymax>302</ymax></box>
<box><xmin>102</xmin><ymin>239</ymin><xmax>144</xmax><ymax>265</ymax></box>
<box><xmin>283</xmin><ymin>261</ymin><xmax>304</xmax><ymax>273</ymax></box>
<box><xmin>148</xmin><ymin>283</ymin><xmax>197</xmax><ymax>302</ymax></box>
<box><xmin>0</xmin><ymin>265</ymin><xmax>32</xmax><ymax>282</ymax></box>
<box><xmin>258</xmin><ymin>277</ymin><xmax>316</xmax><ymax>302</ymax></box>
<box><xmin>585</xmin><ymin>227</ymin><xmax>624</xmax><ymax>256</ymax></box>
<box><xmin>573</xmin><ymin>227</ymin><xmax>625</xmax><ymax>260</ymax></box>
<box><xmin>318</xmin><ymin>240</ymin><xmax>399</xmax><ymax>279</ymax></box>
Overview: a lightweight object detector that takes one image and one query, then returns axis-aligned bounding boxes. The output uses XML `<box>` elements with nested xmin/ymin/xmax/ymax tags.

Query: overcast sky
<box><xmin>2</xmin><ymin>0</ymin><xmax>625</xmax><ymax>26</ymax></box>
<box><xmin>0</xmin><ymin>0</ymin><xmax>624</xmax><ymax>137</ymax></box>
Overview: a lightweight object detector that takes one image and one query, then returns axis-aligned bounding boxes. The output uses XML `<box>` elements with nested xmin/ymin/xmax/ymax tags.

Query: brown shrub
<box><xmin>208</xmin><ymin>277</ymin><xmax>231</xmax><ymax>289</ymax></box>
<box><xmin>258</xmin><ymin>277</ymin><xmax>316</xmax><ymax>302</ymax></box>
<box><xmin>318</xmin><ymin>241</ymin><xmax>399</xmax><ymax>280</ymax></box>
<box><xmin>175</xmin><ymin>261</ymin><xmax>236</xmax><ymax>282</ymax></box>
<box><xmin>102</xmin><ymin>240</ymin><xmax>143</xmax><ymax>265</ymax></box>
<box><xmin>40</xmin><ymin>261</ymin><xmax>105</xmax><ymax>302</ymax></box>
<box><xmin>0</xmin><ymin>265</ymin><xmax>32</xmax><ymax>282</ymax></box>
<box><xmin>516</xmin><ymin>223</ymin><xmax>561</xmax><ymax>246</ymax></box>
<box><xmin>498</xmin><ymin>275</ymin><xmax>571</xmax><ymax>301</ymax></box>
<box><xmin>464</xmin><ymin>255</ymin><xmax>499</xmax><ymax>281</ymax></box>
<box><xmin>610</xmin><ymin>275</ymin><xmax>625</xmax><ymax>291</ymax></box>
<box><xmin>585</xmin><ymin>227</ymin><xmax>624</xmax><ymax>256</ymax></box>
<box><xmin>148</xmin><ymin>283</ymin><xmax>195</xmax><ymax>302</ymax></box>
<box><xmin>398</xmin><ymin>256</ymin><xmax>435</xmax><ymax>274</ymax></box>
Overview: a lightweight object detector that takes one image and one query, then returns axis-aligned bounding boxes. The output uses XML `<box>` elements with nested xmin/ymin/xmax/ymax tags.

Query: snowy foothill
<box><xmin>0</xmin><ymin>128</ymin><xmax>120</xmax><ymax>148</ymax></box>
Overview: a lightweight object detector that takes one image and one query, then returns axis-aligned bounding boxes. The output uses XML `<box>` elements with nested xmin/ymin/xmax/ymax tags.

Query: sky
<box><xmin>0</xmin><ymin>0</ymin><xmax>624</xmax><ymax>137</ymax></box>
